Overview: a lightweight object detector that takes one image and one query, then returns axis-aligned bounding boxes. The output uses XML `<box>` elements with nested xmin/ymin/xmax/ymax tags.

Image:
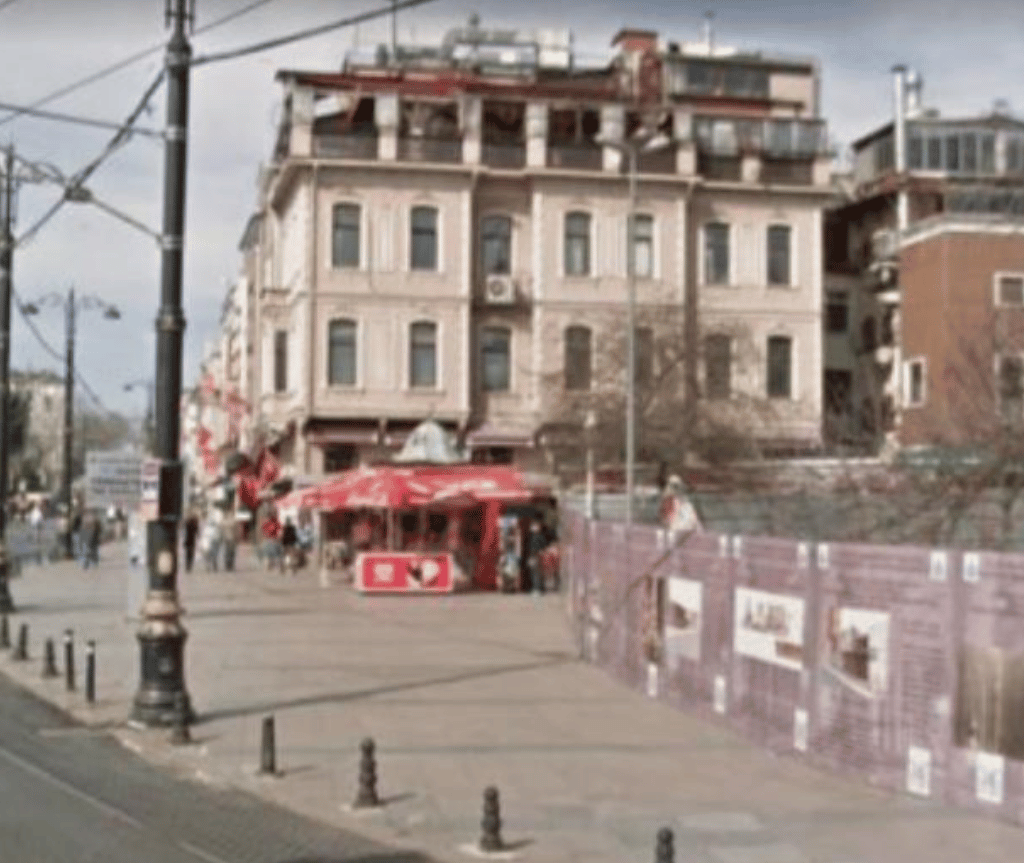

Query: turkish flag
<box><xmin>256</xmin><ymin>448</ymin><xmax>281</xmax><ymax>489</ymax></box>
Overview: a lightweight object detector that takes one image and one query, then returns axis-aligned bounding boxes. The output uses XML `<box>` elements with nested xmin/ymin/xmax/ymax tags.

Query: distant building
<box><xmin>216</xmin><ymin>19</ymin><xmax>835</xmax><ymax>478</ymax></box>
<box><xmin>826</xmin><ymin>66</ymin><xmax>1024</xmax><ymax>451</ymax></box>
<box><xmin>10</xmin><ymin>369</ymin><xmax>66</xmax><ymax>491</ymax></box>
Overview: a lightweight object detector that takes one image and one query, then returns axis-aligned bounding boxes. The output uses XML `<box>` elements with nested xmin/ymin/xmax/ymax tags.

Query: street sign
<box><xmin>85</xmin><ymin>451</ymin><xmax>143</xmax><ymax>510</ymax></box>
<box><xmin>139</xmin><ymin>457</ymin><xmax>160</xmax><ymax>521</ymax></box>
<box><xmin>355</xmin><ymin>552</ymin><xmax>454</xmax><ymax>594</ymax></box>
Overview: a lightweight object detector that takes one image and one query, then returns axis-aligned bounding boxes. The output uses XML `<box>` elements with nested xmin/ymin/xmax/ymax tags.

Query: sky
<box><xmin>2</xmin><ymin>0</ymin><xmax>1023</xmax><ymax>420</ymax></box>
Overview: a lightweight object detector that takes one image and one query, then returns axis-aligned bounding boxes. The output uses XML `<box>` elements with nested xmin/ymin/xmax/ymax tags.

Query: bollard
<box><xmin>258</xmin><ymin>715</ymin><xmax>277</xmax><ymax>775</ymax></box>
<box><xmin>655</xmin><ymin>827</ymin><xmax>675</xmax><ymax>863</ymax></box>
<box><xmin>84</xmin><ymin>641</ymin><xmax>96</xmax><ymax>705</ymax></box>
<box><xmin>12</xmin><ymin>623</ymin><xmax>28</xmax><ymax>661</ymax></box>
<box><xmin>0</xmin><ymin>613</ymin><xmax>8</xmax><ymax>649</ymax></box>
<box><xmin>63</xmin><ymin>629</ymin><xmax>75</xmax><ymax>692</ymax></box>
<box><xmin>41</xmin><ymin>638</ymin><xmax>58</xmax><ymax>678</ymax></box>
<box><xmin>169</xmin><ymin>693</ymin><xmax>191</xmax><ymax>745</ymax></box>
<box><xmin>479</xmin><ymin>786</ymin><xmax>504</xmax><ymax>853</ymax></box>
<box><xmin>353</xmin><ymin>737</ymin><xmax>380</xmax><ymax>808</ymax></box>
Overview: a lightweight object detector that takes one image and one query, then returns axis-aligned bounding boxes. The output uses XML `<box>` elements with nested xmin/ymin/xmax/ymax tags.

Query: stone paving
<box><xmin>4</xmin><ymin>545</ymin><xmax>1024</xmax><ymax>863</ymax></box>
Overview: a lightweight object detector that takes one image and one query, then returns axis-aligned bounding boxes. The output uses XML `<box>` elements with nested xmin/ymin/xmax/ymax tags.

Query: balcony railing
<box><xmin>313</xmin><ymin>133</ymin><xmax>379</xmax><ymax>160</ymax></box>
<box><xmin>697</xmin><ymin>153</ymin><xmax>742</xmax><ymax>181</ymax></box>
<box><xmin>547</xmin><ymin>144</ymin><xmax>603</xmax><ymax>171</ymax></box>
<box><xmin>482</xmin><ymin>142</ymin><xmax>526</xmax><ymax>169</ymax></box>
<box><xmin>760</xmin><ymin>157</ymin><xmax>814</xmax><ymax>186</ymax></box>
<box><xmin>636</xmin><ymin>147</ymin><xmax>678</xmax><ymax>175</ymax></box>
<box><xmin>693</xmin><ymin>116</ymin><xmax>829</xmax><ymax>159</ymax></box>
<box><xmin>397</xmin><ymin>136</ymin><xmax>462</xmax><ymax>164</ymax></box>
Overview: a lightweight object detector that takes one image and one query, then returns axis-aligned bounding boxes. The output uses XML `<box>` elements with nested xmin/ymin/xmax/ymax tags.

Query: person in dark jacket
<box><xmin>183</xmin><ymin>511</ymin><xmax>199</xmax><ymax>573</ymax></box>
<box><xmin>280</xmin><ymin>518</ymin><xmax>299</xmax><ymax>574</ymax></box>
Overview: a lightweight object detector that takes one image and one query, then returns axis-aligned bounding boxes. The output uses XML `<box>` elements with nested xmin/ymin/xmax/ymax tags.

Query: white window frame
<box><xmin>326</xmin><ymin>317</ymin><xmax>360</xmax><ymax>388</ymax></box>
<box><xmin>630</xmin><ymin>212</ymin><xmax>658</xmax><ymax>280</ymax></box>
<box><xmin>994</xmin><ymin>271</ymin><xmax>1024</xmax><ymax>307</ymax></box>
<box><xmin>766</xmin><ymin>222</ymin><xmax>795</xmax><ymax>288</ymax></box>
<box><xmin>562</xmin><ymin>210</ymin><xmax>595</xmax><ymax>278</ymax></box>
<box><xmin>329</xmin><ymin>200</ymin><xmax>366</xmax><ymax>270</ymax></box>
<box><xmin>405</xmin><ymin>318</ymin><xmax>443</xmax><ymax>391</ymax></box>
<box><xmin>408</xmin><ymin>203</ymin><xmax>442</xmax><ymax>273</ymax></box>
<box><xmin>480</xmin><ymin>324</ymin><xmax>514</xmax><ymax>393</ymax></box>
<box><xmin>903</xmin><ymin>356</ymin><xmax>927</xmax><ymax>408</ymax></box>
<box><xmin>701</xmin><ymin>221</ymin><xmax>732</xmax><ymax>287</ymax></box>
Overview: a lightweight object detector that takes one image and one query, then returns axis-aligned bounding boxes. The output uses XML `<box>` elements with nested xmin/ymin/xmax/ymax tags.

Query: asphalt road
<box><xmin>0</xmin><ymin>675</ymin><xmax>435</xmax><ymax>863</ymax></box>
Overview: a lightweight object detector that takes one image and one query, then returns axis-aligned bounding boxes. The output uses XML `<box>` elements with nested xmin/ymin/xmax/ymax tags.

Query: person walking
<box><xmin>222</xmin><ymin>516</ymin><xmax>238</xmax><ymax>572</ymax></box>
<box><xmin>182</xmin><ymin>510</ymin><xmax>199</xmax><ymax>573</ymax></box>
<box><xmin>202</xmin><ymin>512</ymin><xmax>222</xmax><ymax>572</ymax></box>
<box><xmin>87</xmin><ymin>512</ymin><xmax>102</xmax><ymax>567</ymax></box>
<box><xmin>280</xmin><ymin>517</ymin><xmax>299</xmax><ymax>575</ymax></box>
<box><xmin>261</xmin><ymin>510</ymin><xmax>283</xmax><ymax>571</ymax></box>
<box><xmin>29</xmin><ymin>502</ymin><xmax>44</xmax><ymax>564</ymax></box>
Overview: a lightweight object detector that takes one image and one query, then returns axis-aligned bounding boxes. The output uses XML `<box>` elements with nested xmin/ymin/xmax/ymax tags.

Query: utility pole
<box><xmin>131</xmin><ymin>0</ymin><xmax>194</xmax><ymax>728</ymax></box>
<box><xmin>0</xmin><ymin>147</ymin><xmax>16</xmax><ymax>613</ymax></box>
<box><xmin>61</xmin><ymin>288</ymin><xmax>75</xmax><ymax>558</ymax></box>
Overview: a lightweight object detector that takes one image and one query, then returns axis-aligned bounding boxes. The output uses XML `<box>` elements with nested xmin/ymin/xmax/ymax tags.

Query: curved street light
<box><xmin>22</xmin><ymin>287</ymin><xmax>120</xmax><ymax>557</ymax></box>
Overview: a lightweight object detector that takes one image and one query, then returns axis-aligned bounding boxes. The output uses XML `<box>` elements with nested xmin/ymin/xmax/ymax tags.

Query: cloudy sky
<box><xmin>2</xmin><ymin>0</ymin><xmax>1022</xmax><ymax>419</ymax></box>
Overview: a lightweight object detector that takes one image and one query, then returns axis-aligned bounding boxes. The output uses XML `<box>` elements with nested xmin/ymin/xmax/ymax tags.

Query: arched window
<box><xmin>331</xmin><ymin>203</ymin><xmax>361</xmax><ymax>268</ymax></box>
<box><xmin>564</xmin><ymin>325</ymin><xmax>592</xmax><ymax>390</ymax></box>
<box><xmin>327</xmin><ymin>319</ymin><xmax>357</xmax><ymax>385</ymax></box>
<box><xmin>409</xmin><ymin>321</ymin><xmax>437</xmax><ymax>388</ymax></box>
<box><xmin>564</xmin><ymin>212</ymin><xmax>591</xmax><ymax>276</ymax></box>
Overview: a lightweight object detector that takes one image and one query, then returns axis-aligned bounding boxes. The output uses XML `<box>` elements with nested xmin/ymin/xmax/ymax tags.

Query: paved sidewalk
<box><xmin>4</xmin><ymin>546</ymin><xmax>1024</xmax><ymax>863</ymax></box>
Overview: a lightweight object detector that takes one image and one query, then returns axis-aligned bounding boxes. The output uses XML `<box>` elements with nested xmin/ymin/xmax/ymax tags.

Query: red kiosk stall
<box><xmin>278</xmin><ymin>463</ymin><xmax>551</xmax><ymax>594</ymax></box>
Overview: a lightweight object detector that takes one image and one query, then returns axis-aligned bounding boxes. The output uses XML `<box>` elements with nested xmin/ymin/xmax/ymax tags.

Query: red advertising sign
<box><xmin>356</xmin><ymin>552</ymin><xmax>455</xmax><ymax>594</ymax></box>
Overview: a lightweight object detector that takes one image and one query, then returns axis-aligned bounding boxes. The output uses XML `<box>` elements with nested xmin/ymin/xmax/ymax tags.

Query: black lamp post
<box><xmin>21</xmin><ymin>289</ymin><xmax>120</xmax><ymax>558</ymax></box>
<box><xmin>0</xmin><ymin>147</ymin><xmax>15</xmax><ymax>612</ymax></box>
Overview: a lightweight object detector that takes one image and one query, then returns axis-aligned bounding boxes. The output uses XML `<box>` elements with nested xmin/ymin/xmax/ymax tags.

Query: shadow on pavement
<box><xmin>197</xmin><ymin>656</ymin><xmax>572</xmax><ymax>725</ymax></box>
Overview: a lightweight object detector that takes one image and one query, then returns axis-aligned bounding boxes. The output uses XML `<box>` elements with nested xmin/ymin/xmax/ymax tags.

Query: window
<box><xmin>410</xmin><ymin>206</ymin><xmax>438</xmax><ymax>270</ymax></box>
<box><xmin>766</xmin><ymin>335</ymin><xmax>793</xmax><ymax>399</ymax></box>
<box><xmin>946</xmin><ymin>134</ymin><xmax>961</xmax><ymax>171</ymax></box>
<box><xmin>963</xmin><ymin>133</ymin><xmax>978</xmax><ymax>173</ymax></box>
<box><xmin>409</xmin><ymin>321</ymin><xmax>437</xmax><ymax>388</ymax></box>
<box><xmin>481</xmin><ymin>215</ymin><xmax>512</xmax><ymax>275</ymax></box>
<box><xmin>997</xmin><ymin>274</ymin><xmax>1024</xmax><ymax>306</ymax></box>
<box><xmin>564</xmin><ymin>212</ymin><xmax>591</xmax><ymax>276</ymax></box>
<box><xmin>324</xmin><ymin>444</ymin><xmax>356</xmax><ymax>473</ymax></box>
<box><xmin>905</xmin><ymin>357</ymin><xmax>926</xmax><ymax>407</ymax></box>
<box><xmin>980</xmin><ymin>134</ymin><xmax>996</xmax><ymax>173</ymax></box>
<box><xmin>273</xmin><ymin>330</ymin><xmax>287</xmax><ymax>393</ymax></box>
<box><xmin>999</xmin><ymin>355</ymin><xmax>1024</xmax><ymax>423</ymax></box>
<box><xmin>908</xmin><ymin>135</ymin><xmax>923</xmax><ymax>170</ymax></box>
<box><xmin>632</xmin><ymin>214</ymin><xmax>654</xmax><ymax>278</ymax></box>
<box><xmin>635</xmin><ymin>327</ymin><xmax>654</xmax><ymax>385</ymax></box>
<box><xmin>926</xmin><ymin>135</ymin><xmax>942</xmax><ymax>170</ymax></box>
<box><xmin>1008</xmin><ymin>138</ymin><xmax>1024</xmax><ymax>175</ymax></box>
<box><xmin>481</xmin><ymin>326</ymin><xmax>511</xmax><ymax>392</ymax></box>
<box><xmin>327</xmin><ymin>319</ymin><xmax>357</xmax><ymax>386</ymax></box>
<box><xmin>704</xmin><ymin>222</ymin><xmax>730</xmax><ymax>285</ymax></box>
<box><xmin>331</xmin><ymin>203</ymin><xmax>360</xmax><ymax>268</ymax></box>
<box><xmin>564</xmin><ymin>326</ymin><xmax>592</xmax><ymax>390</ymax></box>
<box><xmin>826</xmin><ymin>293</ymin><xmax>849</xmax><ymax>333</ymax></box>
<box><xmin>767</xmin><ymin>224</ymin><xmax>792</xmax><ymax>286</ymax></box>
<box><xmin>704</xmin><ymin>334</ymin><xmax>732</xmax><ymax>400</ymax></box>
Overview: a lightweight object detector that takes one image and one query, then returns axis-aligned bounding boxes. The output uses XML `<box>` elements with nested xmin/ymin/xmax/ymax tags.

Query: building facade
<box><xmin>223</xmin><ymin>21</ymin><xmax>834</xmax><ymax>479</ymax></box>
<box><xmin>826</xmin><ymin>65</ymin><xmax>1024</xmax><ymax>451</ymax></box>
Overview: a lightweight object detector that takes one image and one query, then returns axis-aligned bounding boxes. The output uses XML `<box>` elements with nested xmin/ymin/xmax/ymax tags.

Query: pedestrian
<box><xmin>71</xmin><ymin>507</ymin><xmax>84</xmax><ymax>561</ymax></box>
<box><xmin>261</xmin><ymin>510</ymin><xmax>282</xmax><ymax>571</ymax></box>
<box><xmin>202</xmin><ymin>512</ymin><xmax>222</xmax><ymax>572</ymax></box>
<box><xmin>526</xmin><ymin>519</ymin><xmax>546</xmax><ymax>595</ymax></box>
<box><xmin>280</xmin><ymin>517</ymin><xmax>299</xmax><ymax>574</ymax></box>
<box><xmin>88</xmin><ymin>512</ymin><xmax>102</xmax><ymax>567</ymax></box>
<box><xmin>29</xmin><ymin>502</ymin><xmax>44</xmax><ymax>563</ymax></box>
<box><xmin>222</xmin><ymin>516</ymin><xmax>238</xmax><ymax>572</ymax></box>
<box><xmin>182</xmin><ymin>510</ymin><xmax>199</xmax><ymax>573</ymax></box>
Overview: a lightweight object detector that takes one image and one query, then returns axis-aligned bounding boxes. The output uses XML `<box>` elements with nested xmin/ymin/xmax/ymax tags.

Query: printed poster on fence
<box><xmin>824</xmin><ymin>606</ymin><xmax>890</xmax><ymax>697</ymax></box>
<box><xmin>664</xmin><ymin>577</ymin><xmax>703</xmax><ymax>667</ymax></box>
<box><xmin>733</xmin><ymin>587</ymin><xmax>805</xmax><ymax>671</ymax></box>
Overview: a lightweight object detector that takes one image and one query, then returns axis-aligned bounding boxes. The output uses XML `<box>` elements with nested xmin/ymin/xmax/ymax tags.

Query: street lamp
<box><xmin>22</xmin><ymin>287</ymin><xmax>120</xmax><ymax>558</ymax></box>
<box><xmin>124</xmin><ymin>379</ymin><xmax>155</xmax><ymax>453</ymax></box>
<box><xmin>596</xmin><ymin>129</ymin><xmax>672</xmax><ymax>528</ymax></box>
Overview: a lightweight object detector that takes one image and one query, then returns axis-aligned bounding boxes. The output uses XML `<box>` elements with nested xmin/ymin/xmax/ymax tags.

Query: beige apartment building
<box><xmin>222</xmin><ymin>21</ymin><xmax>834</xmax><ymax>479</ymax></box>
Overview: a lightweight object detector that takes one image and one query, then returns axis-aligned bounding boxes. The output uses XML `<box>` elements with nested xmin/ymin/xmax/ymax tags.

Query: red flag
<box><xmin>256</xmin><ymin>448</ymin><xmax>281</xmax><ymax>489</ymax></box>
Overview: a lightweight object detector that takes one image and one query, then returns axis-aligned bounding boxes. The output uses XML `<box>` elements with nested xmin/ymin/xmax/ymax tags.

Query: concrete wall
<box><xmin>562</xmin><ymin>508</ymin><xmax>1024</xmax><ymax>825</ymax></box>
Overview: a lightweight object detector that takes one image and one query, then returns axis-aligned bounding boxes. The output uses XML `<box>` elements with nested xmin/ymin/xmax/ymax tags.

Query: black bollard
<box><xmin>353</xmin><ymin>737</ymin><xmax>380</xmax><ymax>808</ymax></box>
<box><xmin>655</xmin><ymin>827</ymin><xmax>675</xmax><ymax>863</ymax></box>
<box><xmin>12</xmin><ymin>623</ymin><xmax>28</xmax><ymax>661</ymax></box>
<box><xmin>0</xmin><ymin>613</ymin><xmax>8</xmax><ymax>649</ymax></box>
<box><xmin>84</xmin><ymin>641</ymin><xmax>96</xmax><ymax>705</ymax></box>
<box><xmin>169</xmin><ymin>693</ymin><xmax>191</xmax><ymax>745</ymax></box>
<box><xmin>41</xmin><ymin>637</ymin><xmax>58</xmax><ymax>678</ymax></box>
<box><xmin>63</xmin><ymin>629</ymin><xmax>75</xmax><ymax>692</ymax></box>
<box><xmin>479</xmin><ymin>786</ymin><xmax>504</xmax><ymax>853</ymax></box>
<box><xmin>258</xmin><ymin>715</ymin><xmax>277</xmax><ymax>776</ymax></box>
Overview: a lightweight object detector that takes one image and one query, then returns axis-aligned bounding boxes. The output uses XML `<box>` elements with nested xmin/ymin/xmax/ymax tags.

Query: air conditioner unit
<box><xmin>485</xmin><ymin>275</ymin><xmax>517</xmax><ymax>304</ymax></box>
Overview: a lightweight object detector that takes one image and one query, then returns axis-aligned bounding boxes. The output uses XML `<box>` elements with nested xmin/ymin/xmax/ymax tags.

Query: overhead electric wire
<box><xmin>191</xmin><ymin>0</ymin><xmax>441</xmax><ymax>66</ymax></box>
<box><xmin>0</xmin><ymin>99</ymin><xmax>163</xmax><ymax>137</ymax></box>
<box><xmin>14</xmin><ymin>68</ymin><xmax>165</xmax><ymax>249</ymax></box>
<box><xmin>0</xmin><ymin>0</ymin><xmax>285</xmax><ymax>129</ymax></box>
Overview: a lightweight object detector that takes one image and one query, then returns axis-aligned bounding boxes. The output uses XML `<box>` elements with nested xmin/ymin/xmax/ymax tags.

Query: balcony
<box><xmin>636</xmin><ymin>147</ymin><xmax>678</xmax><ymax>175</ymax></box>
<box><xmin>482</xmin><ymin>142</ymin><xmax>526</xmax><ymax>170</ymax></box>
<box><xmin>693</xmin><ymin>116</ymin><xmax>829</xmax><ymax>161</ymax></box>
<box><xmin>397</xmin><ymin>136</ymin><xmax>462</xmax><ymax>165</ymax></box>
<box><xmin>697</xmin><ymin>153</ymin><xmax>742</xmax><ymax>181</ymax></box>
<box><xmin>760</xmin><ymin>157</ymin><xmax>814</xmax><ymax>186</ymax></box>
<box><xmin>547</xmin><ymin>144</ymin><xmax>603</xmax><ymax>171</ymax></box>
<box><xmin>313</xmin><ymin>133</ymin><xmax>378</xmax><ymax>160</ymax></box>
